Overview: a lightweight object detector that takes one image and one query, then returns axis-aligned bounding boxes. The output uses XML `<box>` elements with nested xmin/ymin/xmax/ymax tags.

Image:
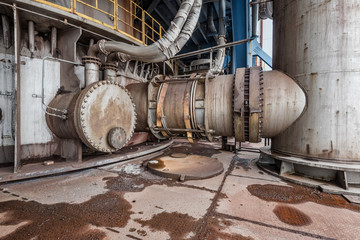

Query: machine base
<box><xmin>259</xmin><ymin>147</ymin><xmax>360</xmax><ymax>196</ymax></box>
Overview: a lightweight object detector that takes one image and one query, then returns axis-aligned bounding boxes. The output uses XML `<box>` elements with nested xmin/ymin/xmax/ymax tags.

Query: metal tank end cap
<box><xmin>108</xmin><ymin>127</ymin><xmax>127</xmax><ymax>150</ymax></box>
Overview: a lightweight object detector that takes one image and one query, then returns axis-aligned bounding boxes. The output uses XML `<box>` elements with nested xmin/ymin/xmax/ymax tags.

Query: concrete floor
<box><xmin>0</xmin><ymin>140</ymin><xmax>359</xmax><ymax>240</ymax></box>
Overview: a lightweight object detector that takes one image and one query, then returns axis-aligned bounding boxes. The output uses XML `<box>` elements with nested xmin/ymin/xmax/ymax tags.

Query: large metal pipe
<box><xmin>1</xmin><ymin>15</ymin><xmax>11</xmax><ymax>49</ymax></box>
<box><xmin>50</xmin><ymin>26</ymin><xmax>57</xmax><ymax>56</ymax></box>
<box><xmin>210</xmin><ymin>0</ymin><xmax>226</xmax><ymax>75</ymax></box>
<box><xmin>128</xmin><ymin>68</ymin><xmax>306</xmax><ymax>142</ymax></box>
<box><xmin>28</xmin><ymin>21</ymin><xmax>35</xmax><ymax>55</ymax></box>
<box><xmin>207</xmin><ymin>3</ymin><xmax>217</xmax><ymax>35</ymax></box>
<box><xmin>88</xmin><ymin>0</ymin><xmax>197</xmax><ymax>61</ymax></box>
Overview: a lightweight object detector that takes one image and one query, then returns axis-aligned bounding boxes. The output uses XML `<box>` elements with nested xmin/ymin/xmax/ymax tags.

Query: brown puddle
<box><xmin>0</xmin><ymin>191</ymin><xmax>132</xmax><ymax>240</ymax></box>
<box><xmin>247</xmin><ymin>184</ymin><xmax>360</xmax><ymax>212</ymax></box>
<box><xmin>273</xmin><ymin>205</ymin><xmax>312</xmax><ymax>226</ymax></box>
<box><xmin>148</xmin><ymin>159</ymin><xmax>166</xmax><ymax>169</ymax></box>
<box><xmin>164</xmin><ymin>143</ymin><xmax>221</xmax><ymax>157</ymax></box>
<box><xmin>199</xmin><ymin>216</ymin><xmax>254</xmax><ymax>240</ymax></box>
<box><xmin>103</xmin><ymin>168</ymin><xmax>174</xmax><ymax>192</ymax></box>
<box><xmin>135</xmin><ymin>212</ymin><xmax>200</xmax><ymax>239</ymax></box>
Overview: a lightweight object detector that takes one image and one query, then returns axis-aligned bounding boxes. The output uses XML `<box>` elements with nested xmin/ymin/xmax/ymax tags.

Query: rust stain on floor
<box><xmin>199</xmin><ymin>216</ymin><xmax>254</xmax><ymax>240</ymax></box>
<box><xmin>247</xmin><ymin>184</ymin><xmax>360</xmax><ymax>212</ymax></box>
<box><xmin>273</xmin><ymin>204</ymin><xmax>312</xmax><ymax>226</ymax></box>
<box><xmin>0</xmin><ymin>192</ymin><xmax>132</xmax><ymax>240</ymax></box>
<box><xmin>135</xmin><ymin>212</ymin><xmax>200</xmax><ymax>239</ymax></box>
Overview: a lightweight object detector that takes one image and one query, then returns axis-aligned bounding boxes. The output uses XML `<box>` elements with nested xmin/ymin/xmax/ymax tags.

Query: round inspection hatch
<box><xmin>147</xmin><ymin>154</ymin><xmax>224</xmax><ymax>181</ymax></box>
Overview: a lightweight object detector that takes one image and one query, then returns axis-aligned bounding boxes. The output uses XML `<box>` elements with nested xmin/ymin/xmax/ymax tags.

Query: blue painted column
<box><xmin>231</xmin><ymin>0</ymin><xmax>249</xmax><ymax>72</ymax></box>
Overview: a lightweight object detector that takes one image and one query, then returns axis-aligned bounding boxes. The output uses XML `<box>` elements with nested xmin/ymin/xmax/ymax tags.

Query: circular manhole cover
<box><xmin>147</xmin><ymin>155</ymin><xmax>224</xmax><ymax>181</ymax></box>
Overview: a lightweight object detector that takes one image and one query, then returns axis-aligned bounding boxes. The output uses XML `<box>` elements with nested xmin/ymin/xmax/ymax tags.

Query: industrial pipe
<box><xmin>207</xmin><ymin>3</ymin><xmax>217</xmax><ymax>35</ymax></box>
<box><xmin>1</xmin><ymin>15</ymin><xmax>11</xmax><ymax>48</ymax></box>
<box><xmin>209</xmin><ymin>0</ymin><xmax>226</xmax><ymax>75</ymax></box>
<box><xmin>127</xmin><ymin>67</ymin><xmax>306</xmax><ymax>143</ymax></box>
<box><xmin>28</xmin><ymin>21</ymin><xmax>35</xmax><ymax>55</ymax></box>
<box><xmin>87</xmin><ymin>0</ymin><xmax>196</xmax><ymax>61</ymax></box>
<box><xmin>50</xmin><ymin>26</ymin><xmax>57</xmax><ymax>57</ymax></box>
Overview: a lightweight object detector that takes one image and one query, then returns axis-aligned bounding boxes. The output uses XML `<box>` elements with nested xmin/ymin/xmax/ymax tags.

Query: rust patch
<box><xmin>247</xmin><ymin>184</ymin><xmax>360</xmax><ymax>212</ymax></box>
<box><xmin>103</xmin><ymin>169</ymin><xmax>173</xmax><ymax>192</ymax></box>
<box><xmin>0</xmin><ymin>192</ymin><xmax>132</xmax><ymax>240</ymax></box>
<box><xmin>200</xmin><ymin>216</ymin><xmax>254</xmax><ymax>240</ymax></box>
<box><xmin>273</xmin><ymin>205</ymin><xmax>312</xmax><ymax>226</ymax></box>
<box><xmin>135</xmin><ymin>212</ymin><xmax>200</xmax><ymax>239</ymax></box>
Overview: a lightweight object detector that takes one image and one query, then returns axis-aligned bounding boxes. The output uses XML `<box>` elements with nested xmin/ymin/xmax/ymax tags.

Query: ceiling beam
<box><xmin>146</xmin><ymin>0</ymin><xmax>162</xmax><ymax>14</ymax></box>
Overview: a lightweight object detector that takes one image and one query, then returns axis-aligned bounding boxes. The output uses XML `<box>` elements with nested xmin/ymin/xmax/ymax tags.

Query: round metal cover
<box><xmin>170</xmin><ymin>153</ymin><xmax>188</xmax><ymax>158</ymax></box>
<box><xmin>147</xmin><ymin>154</ymin><xmax>224</xmax><ymax>180</ymax></box>
<box><xmin>74</xmin><ymin>81</ymin><xmax>136</xmax><ymax>152</ymax></box>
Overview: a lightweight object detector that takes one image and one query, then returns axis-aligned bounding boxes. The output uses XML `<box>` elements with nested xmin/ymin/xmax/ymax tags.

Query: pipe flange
<box><xmin>82</xmin><ymin>56</ymin><xmax>102</xmax><ymax>65</ymax></box>
<box><xmin>102</xmin><ymin>63</ymin><xmax>118</xmax><ymax>71</ymax></box>
<box><xmin>97</xmin><ymin>39</ymin><xmax>111</xmax><ymax>55</ymax></box>
<box><xmin>258</xmin><ymin>69</ymin><xmax>264</xmax><ymax>138</ymax></box>
<box><xmin>116</xmin><ymin>52</ymin><xmax>130</xmax><ymax>62</ymax></box>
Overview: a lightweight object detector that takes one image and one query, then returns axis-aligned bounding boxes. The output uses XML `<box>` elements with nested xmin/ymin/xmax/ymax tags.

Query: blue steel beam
<box><xmin>231</xmin><ymin>0</ymin><xmax>249</xmax><ymax>72</ymax></box>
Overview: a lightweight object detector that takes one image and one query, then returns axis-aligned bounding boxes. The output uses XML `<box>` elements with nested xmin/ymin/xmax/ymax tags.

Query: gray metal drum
<box><xmin>272</xmin><ymin>0</ymin><xmax>360</xmax><ymax>163</ymax></box>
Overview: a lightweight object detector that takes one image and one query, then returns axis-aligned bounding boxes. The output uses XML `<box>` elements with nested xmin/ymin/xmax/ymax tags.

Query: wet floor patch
<box><xmin>233</xmin><ymin>155</ymin><xmax>253</xmax><ymax>171</ymax></box>
<box><xmin>135</xmin><ymin>212</ymin><xmax>200</xmax><ymax>240</ymax></box>
<box><xmin>247</xmin><ymin>184</ymin><xmax>360</xmax><ymax>212</ymax></box>
<box><xmin>103</xmin><ymin>165</ymin><xmax>174</xmax><ymax>192</ymax></box>
<box><xmin>273</xmin><ymin>204</ymin><xmax>312</xmax><ymax>226</ymax></box>
<box><xmin>163</xmin><ymin>143</ymin><xmax>221</xmax><ymax>158</ymax></box>
<box><xmin>199</xmin><ymin>216</ymin><xmax>254</xmax><ymax>240</ymax></box>
<box><xmin>0</xmin><ymin>191</ymin><xmax>132</xmax><ymax>240</ymax></box>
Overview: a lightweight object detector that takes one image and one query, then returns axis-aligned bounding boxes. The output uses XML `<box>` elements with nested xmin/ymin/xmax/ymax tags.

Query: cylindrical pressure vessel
<box><xmin>272</xmin><ymin>0</ymin><xmax>360</xmax><ymax>163</ymax></box>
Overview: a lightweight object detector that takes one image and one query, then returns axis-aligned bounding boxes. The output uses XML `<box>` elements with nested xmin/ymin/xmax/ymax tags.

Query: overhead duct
<box><xmin>87</xmin><ymin>0</ymin><xmax>202</xmax><ymax>62</ymax></box>
<box><xmin>209</xmin><ymin>0</ymin><xmax>226</xmax><ymax>75</ymax></box>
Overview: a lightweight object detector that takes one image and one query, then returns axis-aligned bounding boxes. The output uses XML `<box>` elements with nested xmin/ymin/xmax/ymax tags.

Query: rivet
<box><xmin>81</xmin><ymin>111</ymin><xmax>85</xmax><ymax>115</ymax></box>
<box><xmin>93</xmin><ymin>85</ymin><xmax>97</xmax><ymax>89</ymax></box>
<box><xmin>97</xmin><ymin>83</ymin><xmax>102</xmax><ymax>86</ymax></box>
<box><xmin>84</xmin><ymin>99</ymin><xmax>88</xmax><ymax>103</ymax></box>
<box><xmin>101</xmin><ymin>81</ymin><xmax>106</xmax><ymax>85</ymax></box>
<box><xmin>110</xmin><ymin>81</ymin><xmax>114</xmax><ymax>84</ymax></box>
<box><xmin>81</xmin><ymin>117</ymin><xmax>85</xmax><ymax>122</ymax></box>
<box><xmin>90</xmin><ymin>140</ymin><xmax>93</xmax><ymax>144</ymax></box>
<box><xmin>81</xmin><ymin>105</ymin><xmax>86</xmax><ymax>109</ymax></box>
<box><xmin>90</xmin><ymin>89</ymin><xmax>93</xmax><ymax>93</ymax></box>
<box><xmin>86</xmin><ymin>94</ymin><xmax>90</xmax><ymax>97</ymax></box>
<box><xmin>106</xmin><ymin>80</ymin><xmax>110</xmax><ymax>84</ymax></box>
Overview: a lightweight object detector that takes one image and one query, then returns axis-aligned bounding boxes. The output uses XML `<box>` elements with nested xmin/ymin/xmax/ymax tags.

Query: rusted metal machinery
<box><xmin>46</xmin><ymin>81</ymin><xmax>136</xmax><ymax>153</ymax></box>
<box><xmin>259</xmin><ymin>0</ymin><xmax>360</xmax><ymax>194</ymax></box>
<box><xmin>127</xmin><ymin>67</ymin><xmax>305</xmax><ymax>144</ymax></box>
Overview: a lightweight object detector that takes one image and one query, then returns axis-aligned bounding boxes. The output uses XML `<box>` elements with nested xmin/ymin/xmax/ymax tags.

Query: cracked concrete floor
<box><xmin>0</xmin><ymin>140</ymin><xmax>360</xmax><ymax>240</ymax></box>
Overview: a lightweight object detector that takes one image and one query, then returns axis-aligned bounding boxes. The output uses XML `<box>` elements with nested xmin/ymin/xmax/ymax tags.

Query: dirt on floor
<box><xmin>247</xmin><ymin>183</ymin><xmax>360</xmax><ymax>212</ymax></box>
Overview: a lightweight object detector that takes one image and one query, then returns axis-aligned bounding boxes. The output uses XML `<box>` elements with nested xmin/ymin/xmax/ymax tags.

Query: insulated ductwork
<box><xmin>87</xmin><ymin>0</ymin><xmax>202</xmax><ymax>63</ymax></box>
<box><xmin>209</xmin><ymin>0</ymin><xmax>226</xmax><ymax>76</ymax></box>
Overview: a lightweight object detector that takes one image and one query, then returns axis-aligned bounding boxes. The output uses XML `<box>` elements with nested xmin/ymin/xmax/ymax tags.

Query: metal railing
<box><xmin>32</xmin><ymin>0</ymin><xmax>165</xmax><ymax>45</ymax></box>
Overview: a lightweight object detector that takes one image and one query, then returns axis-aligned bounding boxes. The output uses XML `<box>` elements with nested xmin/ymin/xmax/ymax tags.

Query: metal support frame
<box><xmin>13</xmin><ymin>4</ymin><xmax>21</xmax><ymax>173</ymax></box>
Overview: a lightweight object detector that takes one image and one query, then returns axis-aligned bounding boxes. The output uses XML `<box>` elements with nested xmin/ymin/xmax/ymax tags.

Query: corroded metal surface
<box><xmin>233</xmin><ymin>68</ymin><xmax>245</xmax><ymax>142</ymax></box>
<box><xmin>147</xmin><ymin>154</ymin><xmax>224</xmax><ymax>180</ymax></box>
<box><xmin>47</xmin><ymin>81</ymin><xmax>136</xmax><ymax>153</ymax></box>
<box><xmin>206</xmin><ymin>74</ymin><xmax>234</xmax><ymax>137</ymax></box>
<box><xmin>272</xmin><ymin>0</ymin><xmax>360</xmax><ymax>162</ymax></box>
<box><xmin>126</xmin><ymin>83</ymin><xmax>148</xmax><ymax>132</ymax></box>
<box><xmin>46</xmin><ymin>91</ymin><xmax>80</xmax><ymax>139</ymax></box>
<box><xmin>74</xmin><ymin>81</ymin><xmax>136</xmax><ymax>152</ymax></box>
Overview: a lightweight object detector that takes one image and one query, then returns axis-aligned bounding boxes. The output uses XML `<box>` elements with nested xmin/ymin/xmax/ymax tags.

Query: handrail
<box><xmin>32</xmin><ymin>0</ymin><xmax>165</xmax><ymax>45</ymax></box>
